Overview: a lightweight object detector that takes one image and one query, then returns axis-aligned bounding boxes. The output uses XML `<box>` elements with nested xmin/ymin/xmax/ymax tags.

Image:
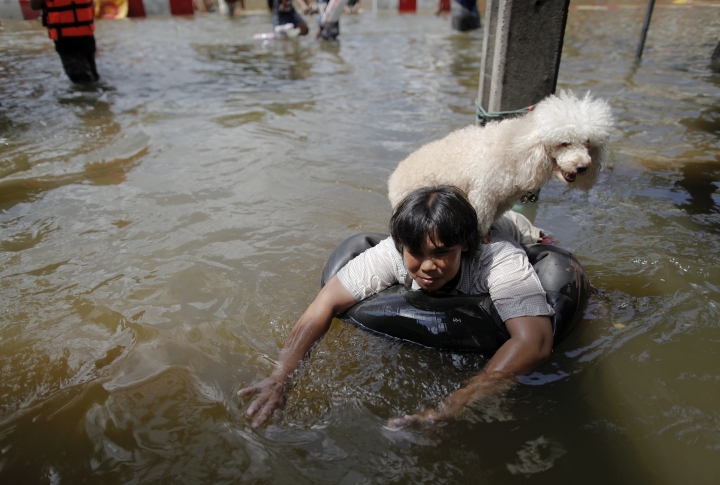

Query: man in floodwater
<box><xmin>238</xmin><ymin>185</ymin><xmax>553</xmax><ymax>427</ymax></box>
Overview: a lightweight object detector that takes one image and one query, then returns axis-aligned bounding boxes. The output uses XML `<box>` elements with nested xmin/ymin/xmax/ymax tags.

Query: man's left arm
<box><xmin>388</xmin><ymin>315</ymin><xmax>553</xmax><ymax>426</ymax></box>
<box><xmin>388</xmin><ymin>237</ymin><xmax>553</xmax><ymax>427</ymax></box>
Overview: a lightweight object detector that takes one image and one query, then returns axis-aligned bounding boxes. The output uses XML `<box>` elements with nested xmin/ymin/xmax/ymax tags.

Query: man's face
<box><xmin>402</xmin><ymin>234</ymin><xmax>467</xmax><ymax>292</ymax></box>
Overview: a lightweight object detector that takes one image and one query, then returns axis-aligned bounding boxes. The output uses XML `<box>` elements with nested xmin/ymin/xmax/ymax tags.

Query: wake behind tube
<box><xmin>320</xmin><ymin>232</ymin><xmax>590</xmax><ymax>353</ymax></box>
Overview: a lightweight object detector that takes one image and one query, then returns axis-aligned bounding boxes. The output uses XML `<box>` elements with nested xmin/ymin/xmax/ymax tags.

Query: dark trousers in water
<box><xmin>55</xmin><ymin>36</ymin><xmax>99</xmax><ymax>85</ymax></box>
<box><xmin>451</xmin><ymin>0</ymin><xmax>481</xmax><ymax>32</ymax></box>
<box><xmin>318</xmin><ymin>21</ymin><xmax>340</xmax><ymax>40</ymax></box>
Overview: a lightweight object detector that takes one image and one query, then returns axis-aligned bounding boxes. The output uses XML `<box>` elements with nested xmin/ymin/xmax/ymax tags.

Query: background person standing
<box><xmin>30</xmin><ymin>0</ymin><xmax>99</xmax><ymax>84</ymax></box>
<box><xmin>273</xmin><ymin>0</ymin><xmax>310</xmax><ymax>36</ymax></box>
<box><xmin>436</xmin><ymin>0</ymin><xmax>481</xmax><ymax>32</ymax></box>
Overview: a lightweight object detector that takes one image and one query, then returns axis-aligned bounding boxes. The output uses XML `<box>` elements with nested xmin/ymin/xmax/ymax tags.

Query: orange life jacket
<box><xmin>43</xmin><ymin>0</ymin><xmax>95</xmax><ymax>40</ymax></box>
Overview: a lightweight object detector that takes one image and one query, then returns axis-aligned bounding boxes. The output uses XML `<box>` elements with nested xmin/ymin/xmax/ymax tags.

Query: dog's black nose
<box><xmin>576</xmin><ymin>166</ymin><xmax>588</xmax><ymax>174</ymax></box>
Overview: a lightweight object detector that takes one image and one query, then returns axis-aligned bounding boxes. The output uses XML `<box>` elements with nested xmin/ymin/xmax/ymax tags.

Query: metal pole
<box><xmin>635</xmin><ymin>0</ymin><xmax>656</xmax><ymax>60</ymax></box>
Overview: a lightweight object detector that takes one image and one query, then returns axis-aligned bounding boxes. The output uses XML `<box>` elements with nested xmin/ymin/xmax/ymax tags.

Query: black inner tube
<box><xmin>321</xmin><ymin>233</ymin><xmax>590</xmax><ymax>353</ymax></box>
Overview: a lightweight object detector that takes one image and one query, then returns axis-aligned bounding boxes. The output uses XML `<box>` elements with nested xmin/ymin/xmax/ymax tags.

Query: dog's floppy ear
<box><xmin>520</xmin><ymin>144</ymin><xmax>553</xmax><ymax>188</ymax></box>
<box><xmin>510</xmin><ymin>121</ymin><xmax>555</xmax><ymax>188</ymax></box>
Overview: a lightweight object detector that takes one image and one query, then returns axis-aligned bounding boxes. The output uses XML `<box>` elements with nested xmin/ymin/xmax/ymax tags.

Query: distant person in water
<box><xmin>193</xmin><ymin>0</ymin><xmax>216</xmax><ymax>12</ymax></box>
<box><xmin>345</xmin><ymin>0</ymin><xmax>361</xmax><ymax>13</ymax></box>
<box><xmin>315</xmin><ymin>0</ymin><xmax>343</xmax><ymax>41</ymax></box>
<box><xmin>237</xmin><ymin>185</ymin><xmax>553</xmax><ymax>428</ymax></box>
<box><xmin>436</xmin><ymin>0</ymin><xmax>481</xmax><ymax>32</ymax></box>
<box><xmin>273</xmin><ymin>0</ymin><xmax>311</xmax><ymax>36</ymax></box>
<box><xmin>224</xmin><ymin>0</ymin><xmax>244</xmax><ymax>16</ymax></box>
<box><xmin>30</xmin><ymin>0</ymin><xmax>99</xmax><ymax>84</ymax></box>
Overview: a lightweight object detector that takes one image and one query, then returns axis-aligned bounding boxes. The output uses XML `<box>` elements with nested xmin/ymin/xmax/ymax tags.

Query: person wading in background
<box><xmin>436</xmin><ymin>0</ymin><xmax>481</xmax><ymax>32</ymax></box>
<box><xmin>31</xmin><ymin>0</ymin><xmax>99</xmax><ymax>84</ymax></box>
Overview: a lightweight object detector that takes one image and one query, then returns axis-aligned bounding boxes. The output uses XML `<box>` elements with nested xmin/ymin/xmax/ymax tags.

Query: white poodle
<box><xmin>387</xmin><ymin>90</ymin><xmax>614</xmax><ymax>236</ymax></box>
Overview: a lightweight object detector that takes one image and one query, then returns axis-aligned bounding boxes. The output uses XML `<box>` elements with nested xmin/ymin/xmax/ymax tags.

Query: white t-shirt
<box><xmin>336</xmin><ymin>212</ymin><xmax>553</xmax><ymax>322</ymax></box>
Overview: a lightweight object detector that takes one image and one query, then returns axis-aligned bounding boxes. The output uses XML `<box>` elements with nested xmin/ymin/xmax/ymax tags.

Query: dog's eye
<box><xmin>561</xmin><ymin>142</ymin><xmax>569</xmax><ymax>147</ymax></box>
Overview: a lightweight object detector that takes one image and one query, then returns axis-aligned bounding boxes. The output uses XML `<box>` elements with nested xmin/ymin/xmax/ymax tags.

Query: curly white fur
<box><xmin>387</xmin><ymin>90</ymin><xmax>614</xmax><ymax>236</ymax></box>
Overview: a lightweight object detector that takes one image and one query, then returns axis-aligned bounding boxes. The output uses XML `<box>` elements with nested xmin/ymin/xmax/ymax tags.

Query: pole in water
<box><xmin>711</xmin><ymin>41</ymin><xmax>720</xmax><ymax>73</ymax></box>
<box><xmin>635</xmin><ymin>0</ymin><xmax>656</xmax><ymax>60</ymax></box>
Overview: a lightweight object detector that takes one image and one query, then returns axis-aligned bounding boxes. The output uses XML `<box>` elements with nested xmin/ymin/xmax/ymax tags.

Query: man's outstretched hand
<box><xmin>387</xmin><ymin>401</ymin><xmax>466</xmax><ymax>429</ymax></box>
<box><xmin>237</xmin><ymin>377</ymin><xmax>286</xmax><ymax>428</ymax></box>
<box><xmin>387</xmin><ymin>410</ymin><xmax>441</xmax><ymax>429</ymax></box>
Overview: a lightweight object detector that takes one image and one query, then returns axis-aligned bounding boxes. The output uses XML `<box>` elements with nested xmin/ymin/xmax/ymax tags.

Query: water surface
<box><xmin>1</xmin><ymin>3</ymin><xmax>720</xmax><ymax>484</ymax></box>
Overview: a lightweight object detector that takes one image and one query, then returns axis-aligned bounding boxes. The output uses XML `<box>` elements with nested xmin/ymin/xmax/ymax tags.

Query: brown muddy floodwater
<box><xmin>1</xmin><ymin>2</ymin><xmax>720</xmax><ymax>484</ymax></box>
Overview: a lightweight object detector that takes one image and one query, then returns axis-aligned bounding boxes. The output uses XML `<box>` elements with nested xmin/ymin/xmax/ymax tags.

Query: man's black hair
<box><xmin>389</xmin><ymin>185</ymin><xmax>480</xmax><ymax>256</ymax></box>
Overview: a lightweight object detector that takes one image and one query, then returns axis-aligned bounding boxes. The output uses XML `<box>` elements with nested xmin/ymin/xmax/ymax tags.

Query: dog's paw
<box><xmin>540</xmin><ymin>235</ymin><xmax>558</xmax><ymax>245</ymax></box>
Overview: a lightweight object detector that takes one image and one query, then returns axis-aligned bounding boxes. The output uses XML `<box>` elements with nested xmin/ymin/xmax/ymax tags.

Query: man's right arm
<box><xmin>237</xmin><ymin>238</ymin><xmax>400</xmax><ymax>427</ymax></box>
<box><xmin>237</xmin><ymin>275</ymin><xmax>357</xmax><ymax>427</ymax></box>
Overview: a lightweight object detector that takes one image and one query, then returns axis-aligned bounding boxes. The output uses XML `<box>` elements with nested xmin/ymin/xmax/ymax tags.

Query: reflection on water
<box><xmin>675</xmin><ymin>96</ymin><xmax>720</xmax><ymax>216</ymax></box>
<box><xmin>675</xmin><ymin>160</ymin><xmax>720</xmax><ymax>215</ymax></box>
<box><xmin>194</xmin><ymin>41</ymin><xmax>317</xmax><ymax>82</ymax></box>
<box><xmin>506</xmin><ymin>436</ymin><xmax>567</xmax><ymax>476</ymax></box>
<box><xmin>1</xmin><ymin>3</ymin><xmax>720</xmax><ymax>484</ymax></box>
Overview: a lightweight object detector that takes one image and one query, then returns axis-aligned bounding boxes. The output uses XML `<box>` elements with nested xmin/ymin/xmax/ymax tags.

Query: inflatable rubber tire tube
<box><xmin>320</xmin><ymin>233</ymin><xmax>590</xmax><ymax>353</ymax></box>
